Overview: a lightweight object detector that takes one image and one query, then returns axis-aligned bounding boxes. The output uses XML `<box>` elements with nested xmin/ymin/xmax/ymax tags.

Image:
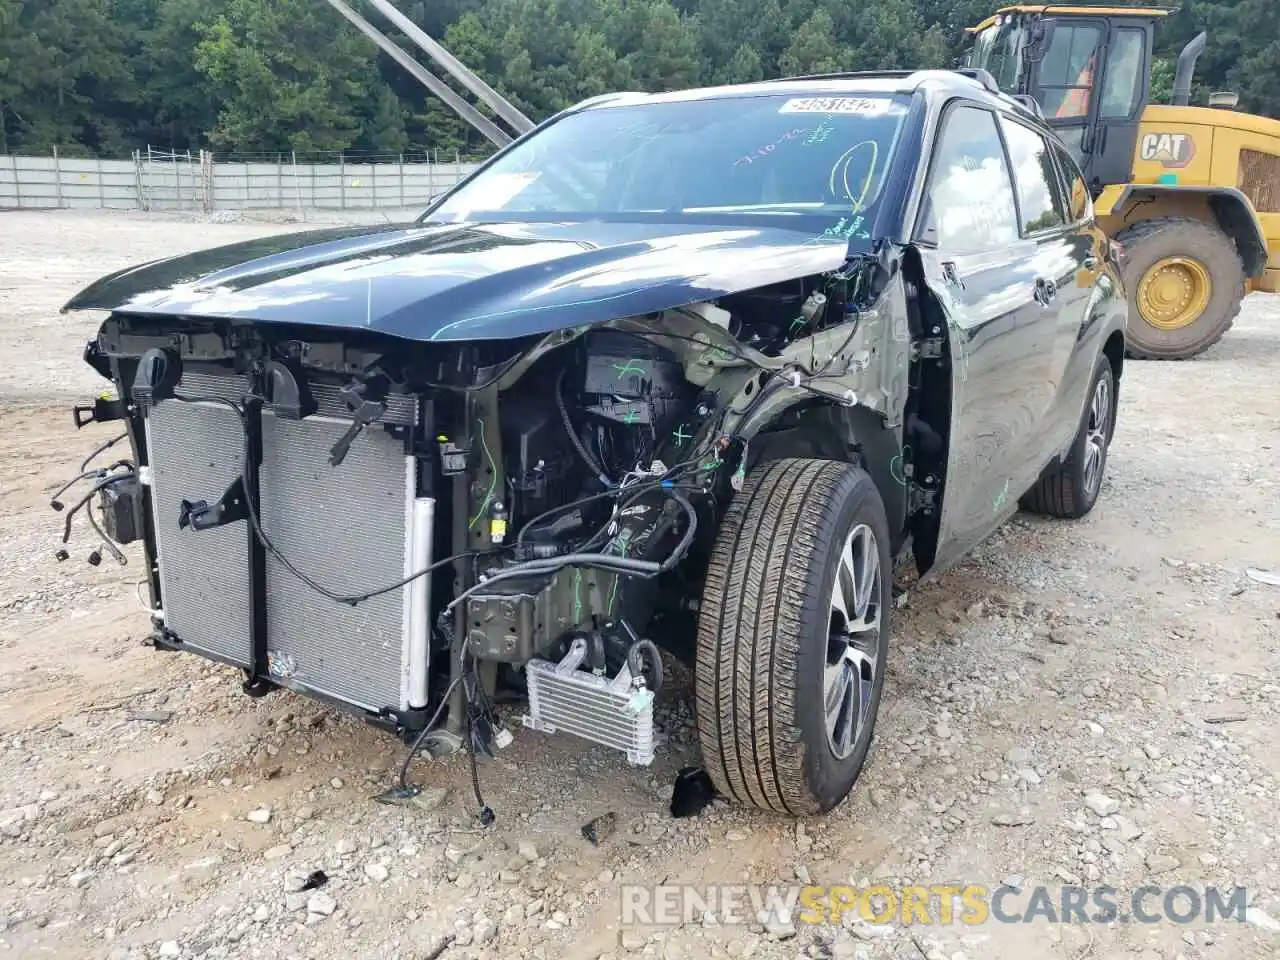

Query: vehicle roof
<box><xmin>969</xmin><ymin>4</ymin><xmax>1172</xmax><ymax>32</ymax></box>
<box><xmin>573</xmin><ymin>69</ymin><xmax>1046</xmax><ymax>126</ymax></box>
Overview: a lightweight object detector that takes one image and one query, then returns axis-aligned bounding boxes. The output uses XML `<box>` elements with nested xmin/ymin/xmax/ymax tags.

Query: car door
<box><xmin>913</xmin><ymin>102</ymin><xmax>1049</xmax><ymax>571</ymax></box>
<box><xmin>1046</xmin><ymin>139</ymin><xmax>1115</xmax><ymax>454</ymax></box>
<box><xmin>995</xmin><ymin>112</ymin><xmax>1088</xmax><ymax>477</ymax></box>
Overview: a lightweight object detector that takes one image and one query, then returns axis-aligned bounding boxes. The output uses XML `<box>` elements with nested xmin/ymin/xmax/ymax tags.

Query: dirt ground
<box><xmin>1</xmin><ymin>208</ymin><xmax>1278</xmax><ymax>960</ymax></box>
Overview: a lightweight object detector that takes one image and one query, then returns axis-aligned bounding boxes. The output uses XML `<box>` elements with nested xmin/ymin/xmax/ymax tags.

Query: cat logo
<box><xmin>1140</xmin><ymin>132</ymin><xmax>1196</xmax><ymax>169</ymax></box>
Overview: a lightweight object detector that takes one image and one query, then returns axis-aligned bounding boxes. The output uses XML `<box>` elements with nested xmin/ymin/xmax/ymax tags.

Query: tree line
<box><xmin>0</xmin><ymin>0</ymin><xmax>1275</xmax><ymax>157</ymax></box>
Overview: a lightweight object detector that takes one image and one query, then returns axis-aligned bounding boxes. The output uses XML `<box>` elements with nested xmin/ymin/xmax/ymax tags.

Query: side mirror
<box><xmin>1024</xmin><ymin>19</ymin><xmax>1056</xmax><ymax>64</ymax></box>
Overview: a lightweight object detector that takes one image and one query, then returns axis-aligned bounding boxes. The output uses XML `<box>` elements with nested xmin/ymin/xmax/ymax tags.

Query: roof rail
<box><xmin>763</xmin><ymin>70</ymin><xmax>918</xmax><ymax>83</ymax></box>
<box><xmin>1010</xmin><ymin>93</ymin><xmax>1046</xmax><ymax>120</ymax></box>
<box><xmin>766</xmin><ymin>67</ymin><xmax>1002</xmax><ymax>94</ymax></box>
<box><xmin>573</xmin><ymin>91</ymin><xmax>646</xmax><ymax>110</ymax></box>
<box><xmin>952</xmin><ymin>67</ymin><xmax>1000</xmax><ymax>93</ymax></box>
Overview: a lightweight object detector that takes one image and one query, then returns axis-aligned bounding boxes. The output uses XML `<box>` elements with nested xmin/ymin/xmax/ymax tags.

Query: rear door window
<box><xmin>998</xmin><ymin>116</ymin><xmax>1068</xmax><ymax>234</ymax></box>
<box><xmin>1053</xmin><ymin>142</ymin><xmax>1092</xmax><ymax>222</ymax></box>
<box><xmin>918</xmin><ymin>105</ymin><xmax>1020</xmax><ymax>253</ymax></box>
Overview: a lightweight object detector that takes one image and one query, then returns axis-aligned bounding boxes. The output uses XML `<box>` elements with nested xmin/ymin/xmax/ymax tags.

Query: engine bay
<box><xmin>55</xmin><ymin>254</ymin><xmax>922</xmax><ymax>817</ymax></box>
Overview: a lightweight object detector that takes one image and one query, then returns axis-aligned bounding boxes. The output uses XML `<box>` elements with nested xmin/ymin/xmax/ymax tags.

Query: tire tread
<box><xmin>695</xmin><ymin>458</ymin><xmax>866</xmax><ymax>814</ymax></box>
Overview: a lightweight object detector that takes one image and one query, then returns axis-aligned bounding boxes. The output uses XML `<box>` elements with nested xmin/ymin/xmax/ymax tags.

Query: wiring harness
<box><xmin>50</xmin><ymin>432</ymin><xmax>137</xmax><ymax>567</ymax></box>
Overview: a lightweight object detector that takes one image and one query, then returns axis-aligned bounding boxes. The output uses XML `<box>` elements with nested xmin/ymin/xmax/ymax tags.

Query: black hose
<box><xmin>555</xmin><ymin>368</ymin><xmax>612</xmax><ymax>488</ymax></box>
<box><xmin>516</xmin><ymin>486</ymin><xmax>627</xmax><ymax>549</ymax></box>
<box><xmin>61</xmin><ymin>472</ymin><xmax>135</xmax><ymax>544</ymax></box>
<box><xmin>514</xmin><ymin>458</ymin><xmax>702</xmax><ymax>550</ymax></box>
<box><xmin>397</xmin><ymin>675</ymin><xmax>462</xmax><ymax>790</ymax></box>
<box><xmin>80</xmin><ymin>432</ymin><xmax>128</xmax><ymax>472</ymax></box>
<box><xmin>658</xmin><ymin>489</ymin><xmax>698</xmax><ymax>573</ymax></box>
<box><xmin>85</xmin><ymin>500</ymin><xmax>128</xmax><ymax>566</ymax></box>
<box><xmin>448</xmin><ymin>488</ymin><xmax>700</xmax><ymax>613</ymax></box>
<box><xmin>626</xmin><ymin>638</ymin><xmax>664</xmax><ymax>695</ymax></box>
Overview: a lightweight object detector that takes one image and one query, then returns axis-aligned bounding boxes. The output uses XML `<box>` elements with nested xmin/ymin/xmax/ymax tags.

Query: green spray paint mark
<box><xmin>993</xmin><ymin>478</ymin><xmax>1010</xmax><ymax>511</ymax></box>
<box><xmin>672</xmin><ymin>426</ymin><xmax>692</xmax><ymax>446</ymax></box>
<box><xmin>611</xmin><ymin>359</ymin><xmax>647</xmax><ymax>378</ymax></box>
<box><xmin>888</xmin><ymin>444</ymin><xmax>913</xmax><ymax>486</ymax></box>
<box><xmin>701</xmin><ymin>457</ymin><xmax>724</xmax><ymax>473</ymax></box>
<box><xmin>789</xmin><ymin>315</ymin><xmax>807</xmax><ymax>333</ymax></box>
<box><xmin>607</xmin><ymin>575</ymin><xmax>619</xmax><ymax>615</ymax></box>
<box><xmin>622</xmin><ymin>407</ymin><xmax>641</xmax><ymax>424</ymax></box>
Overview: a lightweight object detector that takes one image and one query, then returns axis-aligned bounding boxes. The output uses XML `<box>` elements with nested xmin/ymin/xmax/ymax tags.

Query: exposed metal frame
<box><xmin>322</xmin><ymin>0</ymin><xmax>513</xmax><ymax>147</ymax></box>
<box><xmin>360</xmin><ymin>0</ymin><xmax>534</xmax><ymax>135</ymax></box>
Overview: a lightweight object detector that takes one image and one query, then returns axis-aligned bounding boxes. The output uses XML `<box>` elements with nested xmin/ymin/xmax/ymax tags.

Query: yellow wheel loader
<box><xmin>964</xmin><ymin>5</ymin><xmax>1280</xmax><ymax>359</ymax></box>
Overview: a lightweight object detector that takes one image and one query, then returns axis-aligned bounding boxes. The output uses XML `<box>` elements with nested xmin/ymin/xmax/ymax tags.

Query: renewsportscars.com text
<box><xmin>620</xmin><ymin>883</ymin><xmax>1250</xmax><ymax>927</ymax></box>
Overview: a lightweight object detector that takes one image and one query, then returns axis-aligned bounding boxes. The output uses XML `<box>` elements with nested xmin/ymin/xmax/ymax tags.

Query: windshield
<box><xmin>427</xmin><ymin>93</ymin><xmax>911</xmax><ymax>231</ymax></box>
<box><xmin>967</xmin><ymin>21</ymin><xmax>1024</xmax><ymax>92</ymax></box>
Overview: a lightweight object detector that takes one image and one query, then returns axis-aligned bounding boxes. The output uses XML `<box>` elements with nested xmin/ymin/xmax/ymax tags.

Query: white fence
<box><xmin>0</xmin><ymin>149</ymin><xmax>482</xmax><ymax>212</ymax></box>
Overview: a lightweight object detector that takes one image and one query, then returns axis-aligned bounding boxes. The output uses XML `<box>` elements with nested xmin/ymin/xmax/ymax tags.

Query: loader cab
<box><xmin>964</xmin><ymin>5</ymin><xmax>1169</xmax><ymax>191</ymax></box>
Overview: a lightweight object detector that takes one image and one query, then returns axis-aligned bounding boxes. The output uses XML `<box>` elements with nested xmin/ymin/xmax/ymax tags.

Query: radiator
<box><xmin>144</xmin><ymin>371</ymin><xmax>426</xmax><ymax>715</ymax></box>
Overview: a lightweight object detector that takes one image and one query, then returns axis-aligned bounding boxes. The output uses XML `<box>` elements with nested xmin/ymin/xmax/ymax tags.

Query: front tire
<box><xmin>695</xmin><ymin>458</ymin><xmax>891</xmax><ymax>816</ymax></box>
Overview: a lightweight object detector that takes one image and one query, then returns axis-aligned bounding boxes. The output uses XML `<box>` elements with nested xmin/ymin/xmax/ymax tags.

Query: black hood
<box><xmin>63</xmin><ymin>219</ymin><xmax>855</xmax><ymax>342</ymax></box>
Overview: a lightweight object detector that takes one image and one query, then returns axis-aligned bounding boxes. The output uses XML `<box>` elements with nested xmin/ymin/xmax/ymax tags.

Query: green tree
<box><xmin>1</xmin><ymin>0</ymin><xmax>1275</xmax><ymax>157</ymax></box>
<box><xmin>0</xmin><ymin>0</ymin><xmax>134</xmax><ymax>154</ymax></box>
<box><xmin>722</xmin><ymin>42</ymin><xmax>765</xmax><ymax>83</ymax></box>
<box><xmin>779</xmin><ymin>10</ymin><xmax>846</xmax><ymax>76</ymax></box>
<box><xmin>193</xmin><ymin>0</ymin><xmax>403</xmax><ymax>154</ymax></box>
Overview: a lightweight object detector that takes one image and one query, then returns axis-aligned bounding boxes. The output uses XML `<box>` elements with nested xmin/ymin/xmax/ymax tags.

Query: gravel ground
<box><xmin>1</xmin><ymin>208</ymin><xmax>1278</xmax><ymax>960</ymax></box>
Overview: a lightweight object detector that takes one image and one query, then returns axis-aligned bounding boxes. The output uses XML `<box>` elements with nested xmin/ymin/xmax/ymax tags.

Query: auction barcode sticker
<box><xmin>779</xmin><ymin>97</ymin><xmax>893</xmax><ymax>115</ymax></box>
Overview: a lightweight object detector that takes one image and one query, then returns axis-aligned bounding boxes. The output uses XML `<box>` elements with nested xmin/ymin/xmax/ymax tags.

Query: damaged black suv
<box><xmin>61</xmin><ymin>69</ymin><xmax>1125</xmax><ymax>817</ymax></box>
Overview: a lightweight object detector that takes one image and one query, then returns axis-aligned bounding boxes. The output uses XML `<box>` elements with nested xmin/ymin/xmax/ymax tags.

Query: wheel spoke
<box><xmin>849</xmin><ymin>529</ymin><xmax>880</xmax><ymax>633</ymax></box>
<box><xmin>830</xmin><ymin>554</ymin><xmax>854</xmax><ymax>627</ymax></box>
<box><xmin>824</xmin><ymin>662</ymin><xmax>856</xmax><ymax>752</ymax></box>
<box><xmin>1083</xmin><ymin>442</ymin><xmax>1100</xmax><ymax>482</ymax></box>
<box><xmin>1091</xmin><ymin>380</ymin><xmax>1109</xmax><ymax>432</ymax></box>
<box><xmin>1081</xmin><ymin>376</ymin><xmax>1110</xmax><ymax>497</ymax></box>
<box><xmin>844</xmin><ymin>646</ymin><xmax>876</xmax><ymax>726</ymax></box>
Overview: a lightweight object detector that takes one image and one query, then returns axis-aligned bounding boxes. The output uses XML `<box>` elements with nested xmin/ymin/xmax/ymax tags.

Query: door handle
<box><xmin>941</xmin><ymin>260</ymin><xmax>965</xmax><ymax>290</ymax></box>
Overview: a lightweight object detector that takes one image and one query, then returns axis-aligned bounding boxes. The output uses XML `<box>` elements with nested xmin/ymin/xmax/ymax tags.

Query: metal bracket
<box><xmin>241</xmin><ymin>675</ymin><xmax>277</xmax><ymax>698</ymax></box>
<box><xmin>178</xmin><ymin>477</ymin><xmax>248</xmax><ymax>531</ymax></box>
<box><xmin>73</xmin><ymin>394</ymin><xmax>127</xmax><ymax>429</ymax></box>
<box><xmin>907</xmin><ymin>481</ymin><xmax>939</xmax><ymax>515</ymax></box>
<box><xmin>913</xmin><ymin>337</ymin><xmax>946</xmax><ymax>361</ymax></box>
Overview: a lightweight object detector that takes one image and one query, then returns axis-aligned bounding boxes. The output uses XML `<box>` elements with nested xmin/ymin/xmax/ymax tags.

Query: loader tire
<box><xmin>695</xmin><ymin>458</ymin><xmax>891</xmax><ymax>816</ymax></box>
<box><xmin>1115</xmin><ymin>216</ymin><xmax>1244</xmax><ymax>360</ymax></box>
